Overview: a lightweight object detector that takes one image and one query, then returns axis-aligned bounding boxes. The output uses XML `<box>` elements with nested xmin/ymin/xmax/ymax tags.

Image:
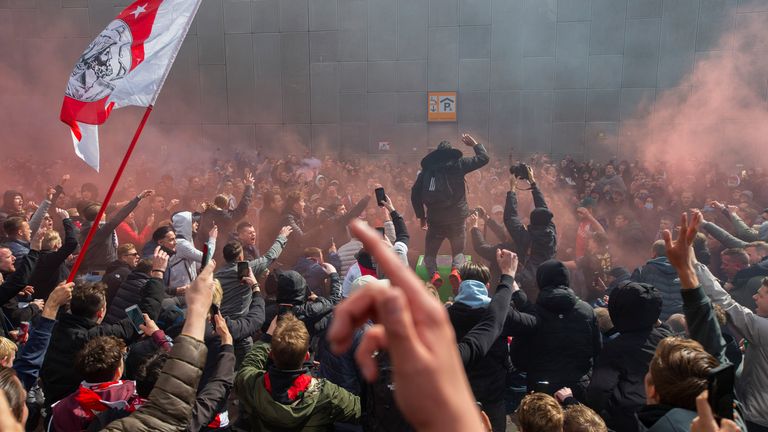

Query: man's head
<box><xmin>659</xmin><ymin>215</ymin><xmax>674</xmax><ymax>232</ymax></box>
<box><xmin>680</xmin><ymin>191</ymin><xmax>694</xmax><ymax>207</ymax></box>
<box><xmin>117</xmin><ymin>243</ymin><xmax>139</xmax><ymax>267</ymax></box>
<box><xmin>604</xmin><ymin>164</ymin><xmax>615</xmax><ymax>177</ymax></box>
<box><xmin>3</xmin><ymin>217</ymin><xmax>30</xmax><ymax>242</ymax></box>
<box><xmin>754</xmin><ymin>279</ymin><xmax>768</xmax><ymax>317</ymax></box>
<box><xmin>563</xmin><ymin>404</ymin><xmax>607</xmax><ymax>432</ymax></box>
<box><xmin>75</xmin><ymin>336</ymin><xmax>126</xmax><ymax>384</ymax></box>
<box><xmin>284</xmin><ymin>191</ymin><xmax>305</xmax><ymax>216</ymax></box>
<box><xmin>223</xmin><ymin>240</ymin><xmax>244</xmax><ymax>263</ymax></box>
<box><xmin>457</xmin><ymin>262</ymin><xmax>491</xmax><ymax>285</ymax></box>
<box><xmin>517</xmin><ymin>392</ymin><xmax>563</xmax><ymax>432</ymax></box>
<box><xmin>41</xmin><ymin>230</ymin><xmax>61</xmax><ymax>251</ymax></box>
<box><xmin>0</xmin><ymin>337</ymin><xmax>17</xmax><ymax>367</ymax></box>
<box><xmin>745</xmin><ymin>241</ymin><xmax>768</xmax><ymax>265</ymax></box>
<box><xmin>0</xmin><ymin>247</ymin><xmax>15</xmax><ymax>273</ymax></box>
<box><xmin>80</xmin><ymin>183</ymin><xmax>98</xmax><ymax>201</ymax></box>
<box><xmin>237</xmin><ymin>221</ymin><xmax>257</xmax><ymax>247</ymax></box>
<box><xmin>271</xmin><ymin>314</ymin><xmax>310</xmax><ymax>370</ymax></box>
<box><xmin>303</xmin><ymin>247</ymin><xmax>324</xmax><ymax>264</ymax></box>
<box><xmin>645</xmin><ymin>337</ymin><xmax>717</xmax><ymax>411</ymax></box>
<box><xmin>720</xmin><ymin>248</ymin><xmax>749</xmax><ymax>280</ymax></box>
<box><xmin>77</xmin><ymin>200</ymin><xmax>102</xmax><ymax>222</ymax></box>
<box><xmin>651</xmin><ymin>240</ymin><xmax>667</xmax><ymax>259</ymax></box>
<box><xmin>152</xmin><ymin>226</ymin><xmax>176</xmax><ymax>252</ymax></box>
<box><xmin>613</xmin><ymin>213</ymin><xmax>630</xmax><ymax>229</ymax></box>
<box><xmin>151</xmin><ymin>195</ymin><xmax>166</xmax><ymax>212</ymax></box>
<box><xmin>0</xmin><ymin>367</ymin><xmax>27</xmax><ymax>424</ymax></box>
<box><xmin>609</xmin><ymin>281</ymin><xmax>662</xmax><ymax>333</ymax></box>
<box><xmin>2</xmin><ymin>191</ymin><xmax>23</xmax><ymax>213</ymax></box>
<box><xmin>71</xmin><ymin>282</ymin><xmax>107</xmax><ymax>322</ymax></box>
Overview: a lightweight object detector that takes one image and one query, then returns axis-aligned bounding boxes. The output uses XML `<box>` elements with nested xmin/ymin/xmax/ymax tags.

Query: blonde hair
<box><xmin>271</xmin><ymin>314</ymin><xmax>310</xmax><ymax>370</ymax></box>
<box><xmin>517</xmin><ymin>392</ymin><xmax>563</xmax><ymax>432</ymax></box>
<box><xmin>0</xmin><ymin>337</ymin><xmax>17</xmax><ymax>361</ymax></box>
<box><xmin>42</xmin><ymin>230</ymin><xmax>61</xmax><ymax>251</ymax></box>
<box><xmin>212</xmin><ymin>279</ymin><xmax>223</xmax><ymax>306</ymax></box>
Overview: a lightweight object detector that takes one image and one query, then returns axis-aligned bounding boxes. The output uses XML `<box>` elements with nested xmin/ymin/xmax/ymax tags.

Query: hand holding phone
<box><xmin>125</xmin><ymin>305</ymin><xmax>146</xmax><ymax>335</ymax></box>
<box><xmin>708</xmin><ymin>363</ymin><xmax>735</xmax><ymax>421</ymax></box>
<box><xmin>375</xmin><ymin>187</ymin><xmax>386</xmax><ymax>207</ymax></box>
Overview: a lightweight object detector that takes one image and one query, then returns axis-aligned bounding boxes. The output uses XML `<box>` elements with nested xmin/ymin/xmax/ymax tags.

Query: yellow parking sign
<box><xmin>428</xmin><ymin>91</ymin><xmax>457</xmax><ymax>122</ymax></box>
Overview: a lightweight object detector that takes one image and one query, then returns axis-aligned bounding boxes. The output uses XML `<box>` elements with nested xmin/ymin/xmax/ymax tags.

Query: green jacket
<box><xmin>235</xmin><ymin>341</ymin><xmax>361</xmax><ymax>431</ymax></box>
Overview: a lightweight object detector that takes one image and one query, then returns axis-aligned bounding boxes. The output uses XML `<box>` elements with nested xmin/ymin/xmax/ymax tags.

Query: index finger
<box><xmin>349</xmin><ymin>220</ymin><xmax>437</xmax><ymax>314</ymax></box>
<box><xmin>694</xmin><ymin>391</ymin><xmax>716</xmax><ymax>426</ymax></box>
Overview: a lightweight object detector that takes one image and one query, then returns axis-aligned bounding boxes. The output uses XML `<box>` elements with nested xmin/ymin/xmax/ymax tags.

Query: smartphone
<box><xmin>160</xmin><ymin>245</ymin><xmax>176</xmax><ymax>257</ymax></box>
<box><xmin>200</xmin><ymin>243</ymin><xmax>211</xmax><ymax>269</ymax></box>
<box><xmin>708</xmin><ymin>363</ymin><xmax>735</xmax><ymax>420</ymax></box>
<box><xmin>125</xmin><ymin>305</ymin><xmax>145</xmax><ymax>335</ymax></box>
<box><xmin>533</xmin><ymin>381</ymin><xmax>550</xmax><ymax>394</ymax></box>
<box><xmin>210</xmin><ymin>304</ymin><xmax>220</xmax><ymax>328</ymax></box>
<box><xmin>375</xmin><ymin>227</ymin><xmax>386</xmax><ymax>238</ymax></box>
<box><xmin>237</xmin><ymin>261</ymin><xmax>250</xmax><ymax>280</ymax></box>
<box><xmin>375</xmin><ymin>187</ymin><xmax>386</xmax><ymax>206</ymax></box>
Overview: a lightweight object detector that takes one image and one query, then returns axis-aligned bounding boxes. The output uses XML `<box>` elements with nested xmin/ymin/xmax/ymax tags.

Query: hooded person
<box><xmin>167</xmin><ymin>211</ymin><xmax>216</xmax><ymax>292</ymax></box>
<box><xmin>411</xmin><ymin>134</ymin><xmax>489</xmax><ymax>288</ymax></box>
<box><xmin>586</xmin><ymin>281</ymin><xmax>674</xmax><ymax>432</ymax></box>
<box><xmin>262</xmin><ymin>269</ymin><xmax>342</xmax><ymax>345</ymax></box>
<box><xmin>447</xmin><ymin>262</ymin><xmax>510</xmax><ymax>432</ymax></box>
<box><xmin>503</xmin><ymin>167</ymin><xmax>557</xmax><ymax>300</ymax></box>
<box><xmin>510</xmin><ymin>260</ymin><xmax>601</xmax><ymax>402</ymax></box>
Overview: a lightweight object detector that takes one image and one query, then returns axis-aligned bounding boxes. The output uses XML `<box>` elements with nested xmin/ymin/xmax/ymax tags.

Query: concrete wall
<box><xmin>2</xmin><ymin>0</ymin><xmax>766</xmax><ymax>159</ymax></box>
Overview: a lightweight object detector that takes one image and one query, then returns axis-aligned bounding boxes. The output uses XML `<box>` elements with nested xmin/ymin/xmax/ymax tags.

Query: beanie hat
<box><xmin>608</xmin><ymin>281</ymin><xmax>661</xmax><ymax>332</ymax></box>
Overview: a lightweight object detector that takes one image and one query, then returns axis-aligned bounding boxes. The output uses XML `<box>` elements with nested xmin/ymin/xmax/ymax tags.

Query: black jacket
<box><xmin>470</xmin><ymin>221</ymin><xmax>515</xmax><ymax>288</ymax></box>
<box><xmin>263</xmin><ymin>270</ymin><xmax>342</xmax><ymax>339</ymax></box>
<box><xmin>411</xmin><ymin>143</ymin><xmax>489</xmax><ymax>225</ymax></box>
<box><xmin>102</xmin><ymin>260</ymin><xmax>134</xmax><ymax>307</ymax></box>
<box><xmin>27</xmin><ymin>218</ymin><xmax>78</xmax><ymax>300</ymax></box>
<box><xmin>511</xmin><ymin>261</ymin><xmax>601</xmax><ymax>400</ymax></box>
<box><xmin>39</xmin><ymin>278</ymin><xmax>164</xmax><ymax>405</ymax></box>
<box><xmin>504</xmin><ymin>186</ymin><xmax>557</xmax><ymax>297</ymax></box>
<box><xmin>104</xmin><ymin>271</ymin><xmax>155</xmax><ymax>324</ymax></box>
<box><xmin>0</xmin><ymin>250</ymin><xmax>39</xmax><ymax>338</ymax></box>
<box><xmin>587</xmin><ymin>324</ymin><xmax>674</xmax><ymax>431</ymax></box>
<box><xmin>199</xmin><ymin>184</ymin><xmax>254</xmax><ymax>265</ymax></box>
<box><xmin>448</xmin><ymin>275</ymin><xmax>515</xmax><ymax>404</ymax></box>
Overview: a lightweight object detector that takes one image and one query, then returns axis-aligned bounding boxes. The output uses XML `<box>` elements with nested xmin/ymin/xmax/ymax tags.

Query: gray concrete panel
<box><xmin>554</xmin><ymin>89</ymin><xmax>586</xmax><ymax>122</ymax></box>
<box><xmin>460</xmin><ymin>25</ymin><xmax>491</xmax><ymax>59</ymax></box>
<box><xmin>368</xmin><ymin>0</ymin><xmax>397</xmax><ymax>60</ymax></box>
<box><xmin>398</xmin><ymin>0</ymin><xmax>428</xmax><ymax>60</ymax></box>
<box><xmin>310</xmin><ymin>0</ymin><xmax>338</xmax><ymax>31</ymax></box>
<box><xmin>459</xmin><ymin>59</ymin><xmax>491</xmax><ymax>91</ymax></box>
<box><xmin>622</xmin><ymin>19</ymin><xmax>661</xmax><ymax>88</ymax></box>
<box><xmin>590</xmin><ymin>0</ymin><xmax>628</xmax><ymax>55</ymax></box>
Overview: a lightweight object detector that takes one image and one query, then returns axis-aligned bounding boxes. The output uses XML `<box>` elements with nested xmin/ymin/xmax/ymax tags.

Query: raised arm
<box><xmin>231</xmin><ymin>174</ymin><xmax>255</xmax><ymax>222</ymax></box>
<box><xmin>700</xmin><ymin>220</ymin><xmax>748</xmax><ymax>249</ymax></box>
<box><xmin>249</xmin><ymin>226</ymin><xmax>291</xmax><ymax>274</ymax></box>
<box><xmin>663</xmin><ymin>211</ymin><xmax>728</xmax><ymax>362</ymax></box>
<box><xmin>456</xmin><ymin>134</ymin><xmax>490</xmax><ymax>174</ymax></box>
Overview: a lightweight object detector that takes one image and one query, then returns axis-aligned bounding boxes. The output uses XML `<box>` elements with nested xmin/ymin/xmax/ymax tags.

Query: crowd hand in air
<box><xmin>328</xmin><ymin>220</ymin><xmax>485</xmax><ymax>432</ymax></box>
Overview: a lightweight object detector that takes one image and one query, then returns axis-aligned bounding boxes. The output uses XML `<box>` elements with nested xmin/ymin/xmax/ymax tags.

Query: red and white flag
<box><xmin>60</xmin><ymin>0</ymin><xmax>201</xmax><ymax>171</ymax></box>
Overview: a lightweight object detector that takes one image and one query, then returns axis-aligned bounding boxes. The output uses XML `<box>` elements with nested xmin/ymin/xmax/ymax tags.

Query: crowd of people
<box><xmin>0</xmin><ymin>134</ymin><xmax>766</xmax><ymax>432</ymax></box>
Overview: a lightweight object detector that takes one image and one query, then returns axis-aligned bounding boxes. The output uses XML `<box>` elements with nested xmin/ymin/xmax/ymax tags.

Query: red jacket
<box><xmin>116</xmin><ymin>221</ymin><xmax>153</xmax><ymax>248</ymax></box>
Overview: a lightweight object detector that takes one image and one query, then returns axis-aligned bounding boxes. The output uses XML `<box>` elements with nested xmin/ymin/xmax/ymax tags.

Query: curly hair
<box><xmin>517</xmin><ymin>392</ymin><xmax>563</xmax><ymax>432</ymax></box>
<box><xmin>75</xmin><ymin>336</ymin><xmax>126</xmax><ymax>383</ymax></box>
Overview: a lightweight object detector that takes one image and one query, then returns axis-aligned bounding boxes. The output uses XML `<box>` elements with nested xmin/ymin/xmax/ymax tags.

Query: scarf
<box><xmin>264</xmin><ymin>367</ymin><xmax>312</xmax><ymax>405</ymax></box>
<box><xmin>74</xmin><ymin>381</ymin><xmax>141</xmax><ymax>420</ymax></box>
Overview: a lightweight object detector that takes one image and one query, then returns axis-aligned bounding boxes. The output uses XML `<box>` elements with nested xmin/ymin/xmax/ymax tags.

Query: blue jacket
<box><xmin>632</xmin><ymin>257</ymin><xmax>682</xmax><ymax>321</ymax></box>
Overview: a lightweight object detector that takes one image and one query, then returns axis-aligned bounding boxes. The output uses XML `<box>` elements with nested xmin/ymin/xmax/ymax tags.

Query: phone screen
<box><xmin>375</xmin><ymin>187</ymin><xmax>386</xmax><ymax>206</ymax></box>
<box><xmin>708</xmin><ymin>363</ymin><xmax>735</xmax><ymax>420</ymax></box>
<box><xmin>125</xmin><ymin>305</ymin><xmax>145</xmax><ymax>335</ymax></box>
<box><xmin>210</xmin><ymin>304</ymin><xmax>220</xmax><ymax>328</ymax></box>
<box><xmin>200</xmin><ymin>243</ymin><xmax>211</xmax><ymax>269</ymax></box>
<box><xmin>237</xmin><ymin>261</ymin><xmax>250</xmax><ymax>280</ymax></box>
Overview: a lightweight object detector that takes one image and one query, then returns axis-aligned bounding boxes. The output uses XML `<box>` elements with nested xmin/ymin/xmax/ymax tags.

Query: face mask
<box><xmin>644</xmin><ymin>203</ymin><xmax>654</xmax><ymax>210</ymax></box>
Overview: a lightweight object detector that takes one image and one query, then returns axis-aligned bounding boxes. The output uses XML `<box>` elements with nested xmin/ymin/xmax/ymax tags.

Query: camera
<box><xmin>509</xmin><ymin>163</ymin><xmax>531</xmax><ymax>180</ymax></box>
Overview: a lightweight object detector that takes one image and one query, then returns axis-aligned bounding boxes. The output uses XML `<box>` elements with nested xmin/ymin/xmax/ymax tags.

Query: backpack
<box><xmin>420</xmin><ymin>169</ymin><xmax>454</xmax><ymax>206</ymax></box>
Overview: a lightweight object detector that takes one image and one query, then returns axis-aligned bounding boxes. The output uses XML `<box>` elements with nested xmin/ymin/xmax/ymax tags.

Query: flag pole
<box><xmin>67</xmin><ymin>105</ymin><xmax>154</xmax><ymax>283</ymax></box>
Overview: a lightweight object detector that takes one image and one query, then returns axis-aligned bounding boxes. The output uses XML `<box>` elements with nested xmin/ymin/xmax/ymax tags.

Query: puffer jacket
<box><xmin>411</xmin><ymin>143</ymin><xmax>489</xmax><ymax>225</ymax></box>
<box><xmin>101</xmin><ymin>335</ymin><xmax>208</xmax><ymax>432</ymax></box>
<box><xmin>104</xmin><ymin>271</ymin><xmax>152</xmax><ymax>324</ymax></box>
<box><xmin>632</xmin><ymin>257</ymin><xmax>682</xmax><ymax>321</ymax></box>
<box><xmin>169</xmin><ymin>211</ymin><xmax>215</xmax><ymax>291</ymax></box>
<box><xmin>513</xmin><ymin>260</ymin><xmax>601</xmax><ymax>401</ymax></box>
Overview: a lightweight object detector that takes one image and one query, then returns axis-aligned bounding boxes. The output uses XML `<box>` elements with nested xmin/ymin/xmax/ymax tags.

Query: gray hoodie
<box><xmin>696</xmin><ymin>263</ymin><xmax>768</xmax><ymax>428</ymax></box>
<box><xmin>168</xmin><ymin>212</ymin><xmax>215</xmax><ymax>290</ymax></box>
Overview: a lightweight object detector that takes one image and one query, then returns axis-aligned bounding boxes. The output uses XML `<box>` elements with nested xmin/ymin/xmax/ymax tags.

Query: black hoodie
<box><xmin>263</xmin><ymin>270</ymin><xmax>342</xmax><ymax>338</ymax></box>
<box><xmin>411</xmin><ymin>142</ymin><xmax>489</xmax><ymax>225</ymax></box>
<box><xmin>514</xmin><ymin>260</ymin><xmax>601</xmax><ymax>400</ymax></box>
